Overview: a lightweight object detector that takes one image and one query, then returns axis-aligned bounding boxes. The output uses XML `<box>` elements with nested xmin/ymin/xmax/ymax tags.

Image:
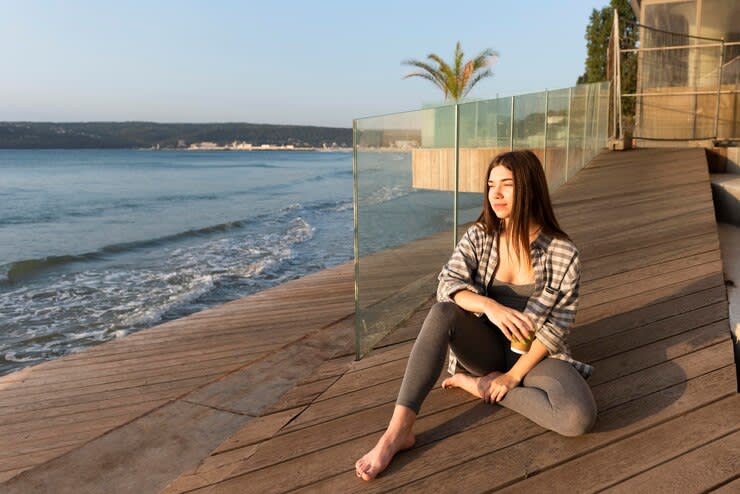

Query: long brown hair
<box><xmin>476</xmin><ymin>150</ymin><xmax>569</xmax><ymax>266</ymax></box>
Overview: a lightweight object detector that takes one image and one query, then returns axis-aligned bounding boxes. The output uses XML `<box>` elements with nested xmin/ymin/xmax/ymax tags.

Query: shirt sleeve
<box><xmin>436</xmin><ymin>225</ymin><xmax>483</xmax><ymax>303</ymax></box>
<box><xmin>535</xmin><ymin>251</ymin><xmax>581</xmax><ymax>355</ymax></box>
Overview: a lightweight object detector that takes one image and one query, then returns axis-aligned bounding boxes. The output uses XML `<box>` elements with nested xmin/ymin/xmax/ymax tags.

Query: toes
<box><xmin>361</xmin><ymin>466</ymin><xmax>377</xmax><ymax>481</ymax></box>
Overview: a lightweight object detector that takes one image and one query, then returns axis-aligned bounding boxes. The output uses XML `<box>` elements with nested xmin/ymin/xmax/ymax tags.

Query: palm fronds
<box><xmin>402</xmin><ymin>41</ymin><xmax>498</xmax><ymax>101</ymax></box>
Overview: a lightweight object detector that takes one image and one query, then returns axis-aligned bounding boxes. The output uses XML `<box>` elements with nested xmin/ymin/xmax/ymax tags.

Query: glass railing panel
<box><xmin>457</xmin><ymin>99</ymin><xmax>517</xmax><ymax>232</ymax></box>
<box><xmin>459</xmin><ymin>97</ymin><xmax>514</xmax><ymax>149</ymax></box>
<box><xmin>544</xmin><ymin>88</ymin><xmax>570</xmax><ymax>191</ymax></box>
<box><xmin>353</xmin><ymin>81</ymin><xmax>610</xmax><ymax>359</ymax></box>
<box><xmin>566</xmin><ymin>84</ymin><xmax>587</xmax><ymax>180</ymax></box>
<box><xmin>587</xmin><ymin>83</ymin><xmax>599</xmax><ymax>160</ymax></box>
<box><xmin>354</xmin><ymin>106</ymin><xmax>455</xmax><ymax>357</ymax></box>
<box><xmin>512</xmin><ymin>92</ymin><xmax>547</xmax><ymax>166</ymax></box>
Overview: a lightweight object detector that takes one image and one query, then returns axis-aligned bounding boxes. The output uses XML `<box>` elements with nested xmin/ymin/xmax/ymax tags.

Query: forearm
<box><xmin>506</xmin><ymin>338</ymin><xmax>548</xmax><ymax>381</ymax></box>
<box><xmin>452</xmin><ymin>289</ymin><xmax>496</xmax><ymax>314</ymax></box>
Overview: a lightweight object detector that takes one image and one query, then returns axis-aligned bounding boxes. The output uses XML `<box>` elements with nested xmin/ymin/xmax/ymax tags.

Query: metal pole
<box><xmin>352</xmin><ymin>120</ymin><xmax>361</xmax><ymax>361</ymax></box>
<box><xmin>510</xmin><ymin>96</ymin><xmax>515</xmax><ymax>151</ymax></box>
<box><xmin>610</xmin><ymin>26</ymin><xmax>622</xmax><ymax>138</ymax></box>
<box><xmin>565</xmin><ymin>87</ymin><xmax>572</xmax><ymax>183</ymax></box>
<box><xmin>582</xmin><ymin>87</ymin><xmax>588</xmax><ymax>168</ymax></box>
<box><xmin>614</xmin><ymin>10</ymin><xmax>623</xmax><ymax>141</ymax></box>
<box><xmin>543</xmin><ymin>90</ymin><xmax>549</xmax><ymax>174</ymax></box>
<box><xmin>611</xmin><ymin>15</ymin><xmax>618</xmax><ymax>140</ymax></box>
<box><xmin>594</xmin><ymin>85</ymin><xmax>600</xmax><ymax>151</ymax></box>
<box><xmin>713</xmin><ymin>39</ymin><xmax>725</xmax><ymax>139</ymax></box>
<box><xmin>453</xmin><ymin>103</ymin><xmax>460</xmax><ymax>249</ymax></box>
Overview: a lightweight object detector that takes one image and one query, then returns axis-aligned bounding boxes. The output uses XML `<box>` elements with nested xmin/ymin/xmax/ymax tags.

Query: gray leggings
<box><xmin>396</xmin><ymin>302</ymin><xmax>597</xmax><ymax>436</ymax></box>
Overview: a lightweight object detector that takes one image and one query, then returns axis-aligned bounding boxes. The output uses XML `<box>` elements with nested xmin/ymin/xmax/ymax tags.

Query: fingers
<box><xmin>492</xmin><ymin>384</ymin><xmax>508</xmax><ymax>402</ymax></box>
<box><xmin>496</xmin><ymin>308</ymin><xmax>534</xmax><ymax>342</ymax></box>
<box><xmin>509</xmin><ymin>311</ymin><xmax>533</xmax><ymax>334</ymax></box>
<box><xmin>501</xmin><ymin>318</ymin><xmax>526</xmax><ymax>342</ymax></box>
<box><xmin>498</xmin><ymin>325</ymin><xmax>512</xmax><ymax>341</ymax></box>
<box><xmin>494</xmin><ymin>387</ymin><xmax>507</xmax><ymax>402</ymax></box>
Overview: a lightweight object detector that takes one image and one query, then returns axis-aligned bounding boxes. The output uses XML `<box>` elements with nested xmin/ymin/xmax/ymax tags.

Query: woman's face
<box><xmin>488</xmin><ymin>165</ymin><xmax>514</xmax><ymax>220</ymax></box>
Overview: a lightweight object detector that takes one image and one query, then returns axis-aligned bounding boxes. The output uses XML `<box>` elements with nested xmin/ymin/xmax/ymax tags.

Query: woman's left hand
<box><xmin>483</xmin><ymin>372</ymin><xmax>521</xmax><ymax>403</ymax></box>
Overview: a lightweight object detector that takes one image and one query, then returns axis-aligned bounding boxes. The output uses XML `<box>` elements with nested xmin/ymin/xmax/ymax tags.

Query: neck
<box><xmin>501</xmin><ymin>220</ymin><xmax>542</xmax><ymax>240</ymax></box>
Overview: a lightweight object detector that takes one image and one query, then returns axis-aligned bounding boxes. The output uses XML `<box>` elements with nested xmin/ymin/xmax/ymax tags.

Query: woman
<box><xmin>355</xmin><ymin>150</ymin><xmax>597</xmax><ymax>481</ymax></box>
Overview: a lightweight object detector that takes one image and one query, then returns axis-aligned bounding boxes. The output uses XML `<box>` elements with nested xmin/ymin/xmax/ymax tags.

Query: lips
<box><xmin>492</xmin><ymin>203</ymin><xmax>507</xmax><ymax>209</ymax></box>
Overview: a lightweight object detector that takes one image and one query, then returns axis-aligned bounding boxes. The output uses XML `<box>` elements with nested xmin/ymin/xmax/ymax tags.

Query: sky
<box><xmin>0</xmin><ymin>0</ymin><xmax>608</xmax><ymax>127</ymax></box>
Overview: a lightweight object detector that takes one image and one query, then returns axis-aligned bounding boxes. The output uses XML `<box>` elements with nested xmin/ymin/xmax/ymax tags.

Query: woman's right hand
<box><xmin>484</xmin><ymin>300</ymin><xmax>533</xmax><ymax>342</ymax></box>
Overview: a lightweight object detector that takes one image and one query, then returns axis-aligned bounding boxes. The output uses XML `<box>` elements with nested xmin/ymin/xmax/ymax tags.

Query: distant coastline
<box><xmin>153</xmin><ymin>141</ymin><xmax>352</xmax><ymax>152</ymax></box>
<box><xmin>0</xmin><ymin>121</ymin><xmax>352</xmax><ymax>150</ymax></box>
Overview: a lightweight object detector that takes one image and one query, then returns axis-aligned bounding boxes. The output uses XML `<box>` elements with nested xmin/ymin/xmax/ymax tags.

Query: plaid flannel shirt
<box><xmin>437</xmin><ymin>223</ymin><xmax>593</xmax><ymax>379</ymax></box>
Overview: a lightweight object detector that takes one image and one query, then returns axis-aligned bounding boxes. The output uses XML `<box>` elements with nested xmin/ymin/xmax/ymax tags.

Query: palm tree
<box><xmin>402</xmin><ymin>41</ymin><xmax>498</xmax><ymax>101</ymax></box>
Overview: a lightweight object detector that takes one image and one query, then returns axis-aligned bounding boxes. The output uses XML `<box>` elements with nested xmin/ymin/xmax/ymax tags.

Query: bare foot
<box><xmin>355</xmin><ymin>428</ymin><xmax>415</xmax><ymax>481</ymax></box>
<box><xmin>442</xmin><ymin>372</ymin><xmax>502</xmax><ymax>399</ymax></box>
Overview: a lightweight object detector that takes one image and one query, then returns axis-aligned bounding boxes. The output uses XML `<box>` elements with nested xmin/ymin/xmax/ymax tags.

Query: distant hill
<box><xmin>0</xmin><ymin>122</ymin><xmax>352</xmax><ymax>149</ymax></box>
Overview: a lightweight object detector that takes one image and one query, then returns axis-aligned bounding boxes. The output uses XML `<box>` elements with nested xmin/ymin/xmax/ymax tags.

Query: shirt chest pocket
<box><xmin>541</xmin><ymin>255</ymin><xmax>566</xmax><ymax>303</ymax></box>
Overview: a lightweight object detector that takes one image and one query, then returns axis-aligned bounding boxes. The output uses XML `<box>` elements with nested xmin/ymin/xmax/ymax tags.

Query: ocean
<box><xmin>0</xmin><ymin>149</ymin><xmax>480</xmax><ymax>377</ymax></box>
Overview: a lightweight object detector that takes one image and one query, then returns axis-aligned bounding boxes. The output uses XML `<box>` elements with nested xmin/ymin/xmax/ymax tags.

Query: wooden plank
<box><xmin>709</xmin><ymin>476</ymin><xmax>740</xmax><ymax>493</ymax></box>
<box><xmin>183</xmin><ymin>320</ymin><xmax>354</xmax><ymax>416</ymax></box>
<box><xmin>494</xmin><ymin>396</ymin><xmax>740</xmax><ymax>494</ymax></box>
<box><xmin>0</xmin><ymin>362</ymin><xmax>239</xmax><ymax>408</ymax></box>
<box><xmin>603</xmin><ymin>428</ymin><xmax>740</xmax><ymax>494</ymax></box>
<box><xmin>596</xmin><ymin>340</ymin><xmax>734</xmax><ymax>412</ymax></box>
<box><xmin>262</xmin><ymin>375</ymin><xmax>338</xmax><ymax>413</ymax></box>
<box><xmin>573</xmin><ymin>302</ymin><xmax>729</xmax><ymax>363</ymax></box>
<box><xmin>580</xmin><ymin>230</ymin><xmax>719</xmax><ymax>283</ymax></box>
<box><xmin>0</xmin><ymin>398</ymin><xmax>171</xmax><ymax>439</ymax></box>
<box><xmin>587</xmin><ymin>319</ymin><xmax>730</xmax><ymax>386</ymax></box>
<box><xmin>577</xmin><ymin>271</ymin><xmax>725</xmax><ymax>326</ymax></box>
<box><xmin>580</xmin><ymin>250</ymin><xmax>721</xmax><ymax>296</ymax></box>
<box><xmin>571</xmin><ymin>283</ymin><xmax>727</xmax><ymax>347</ymax></box>
<box><xmin>0</xmin><ymin>373</ymin><xmax>221</xmax><ymax>421</ymax></box>
<box><xmin>561</xmin><ymin>193</ymin><xmax>714</xmax><ymax>235</ymax></box>
<box><xmin>580</xmin><ymin>259</ymin><xmax>723</xmax><ymax>311</ymax></box>
<box><xmin>2</xmin><ymin>401</ymin><xmax>251</xmax><ymax>494</ymax></box>
<box><xmin>575</xmin><ymin>209</ymin><xmax>716</xmax><ymax>261</ymax></box>
<box><xmin>0</xmin><ymin>352</ymin><xmax>262</xmax><ymax>404</ymax></box>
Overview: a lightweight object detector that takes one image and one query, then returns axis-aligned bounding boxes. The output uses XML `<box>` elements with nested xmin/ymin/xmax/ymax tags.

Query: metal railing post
<box><xmin>453</xmin><ymin>103</ymin><xmax>460</xmax><ymax>248</ymax></box>
<box><xmin>713</xmin><ymin>39</ymin><xmax>725</xmax><ymax>139</ymax></box>
<box><xmin>352</xmin><ymin>119</ymin><xmax>361</xmax><ymax>360</ymax></box>
<box><xmin>510</xmin><ymin>97</ymin><xmax>515</xmax><ymax>151</ymax></box>
<box><xmin>594</xmin><ymin>85</ymin><xmax>600</xmax><ymax>152</ymax></box>
<box><xmin>614</xmin><ymin>10</ymin><xmax>623</xmax><ymax>140</ymax></box>
<box><xmin>543</xmin><ymin>90</ymin><xmax>549</xmax><ymax>174</ymax></box>
<box><xmin>582</xmin><ymin>88</ymin><xmax>588</xmax><ymax>168</ymax></box>
<box><xmin>565</xmin><ymin>88</ymin><xmax>572</xmax><ymax>183</ymax></box>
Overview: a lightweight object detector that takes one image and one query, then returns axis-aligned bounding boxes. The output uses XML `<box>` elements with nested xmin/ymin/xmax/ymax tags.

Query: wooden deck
<box><xmin>1</xmin><ymin>148</ymin><xmax>737</xmax><ymax>493</ymax></box>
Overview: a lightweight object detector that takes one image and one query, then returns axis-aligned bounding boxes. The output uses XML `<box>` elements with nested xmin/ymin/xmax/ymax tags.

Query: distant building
<box><xmin>231</xmin><ymin>141</ymin><xmax>253</xmax><ymax>149</ymax></box>
<box><xmin>189</xmin><ymin>142</ymin><xmax>219</xmax><ymax>149</ymax></box>
<box><xmin>629</xmin><ymin>0</ymin><xmax>740</xmax><ymax>141</ymax></box>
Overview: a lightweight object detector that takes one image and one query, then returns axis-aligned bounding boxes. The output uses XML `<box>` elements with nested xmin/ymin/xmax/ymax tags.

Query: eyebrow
<box><xmin>487</xmin><ymin>178</ymin><xmax>514</xmax><ymax>183</ymax></box>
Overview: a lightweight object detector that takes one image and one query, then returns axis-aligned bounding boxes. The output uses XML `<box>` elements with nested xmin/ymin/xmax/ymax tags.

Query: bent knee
<box><xmin>555</xmin><ymin>401</ymin><xmax>597</xmax><ymax>437</ymax></box>
<box><xmin>428</xmin><ymin>301</ymin><xmax>463</xmax><ymax>325</ymax></box>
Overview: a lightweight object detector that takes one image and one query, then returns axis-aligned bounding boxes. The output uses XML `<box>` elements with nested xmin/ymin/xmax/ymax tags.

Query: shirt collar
<box><xmin>530</xmin><ymin>230</ymin><xmax>552</xmax><ymax>252</ymax></box>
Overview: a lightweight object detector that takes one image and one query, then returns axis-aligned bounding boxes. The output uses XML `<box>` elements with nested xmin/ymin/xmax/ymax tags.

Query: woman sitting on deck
<box><xmin>355</xmin><ymin>149</ymin><xmax>597</xmax><ymax>481</ymax></box>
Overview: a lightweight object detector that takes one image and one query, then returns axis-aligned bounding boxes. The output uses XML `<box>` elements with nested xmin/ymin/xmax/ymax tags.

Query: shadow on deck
<box><xmin>1</xmin><ymin>148</ymin><xmax>737</xmax><ymax>493</ymax></box>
